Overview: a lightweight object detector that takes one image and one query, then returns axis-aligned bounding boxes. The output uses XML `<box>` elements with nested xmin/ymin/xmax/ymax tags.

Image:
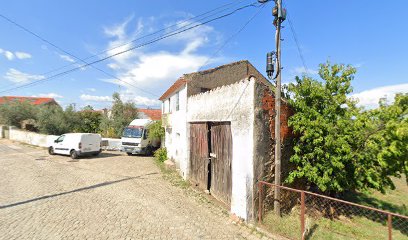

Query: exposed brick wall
<box><xmin>252</xmin><ymin>80</ymin><xmax>295</xmax><ymax>219</ymax></box>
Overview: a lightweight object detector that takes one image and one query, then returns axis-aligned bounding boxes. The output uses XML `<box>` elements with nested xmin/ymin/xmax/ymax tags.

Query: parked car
<box><xmin>48</xmin><ymin>133</ymin><xmax>102</xmax><ymax>159</ymax></box>
<box><xmin>121</xmin><ymin>119</ymin><xmax>161</xmax><ymax>156</ymax></box>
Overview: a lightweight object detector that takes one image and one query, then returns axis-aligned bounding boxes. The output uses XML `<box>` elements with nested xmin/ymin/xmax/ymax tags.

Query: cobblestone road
<box><xmin>0</xmin><ymin>140</ymin><xmax>269</xmax><ymax>240</ymax></box>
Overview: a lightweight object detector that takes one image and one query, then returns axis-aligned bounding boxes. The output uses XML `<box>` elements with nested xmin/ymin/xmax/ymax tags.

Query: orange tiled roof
<box><xmin>138</xmin><ymin>108</ymin><xmax>162</xmax><ymax>120</ymax></box>
<box><xmin>0</xmin><ymin>96</ymin><xmax>57</xmax><ymax>105</ymax></box>
<box><xmin>158</xmin><ymin>78</ymin><xmax>187</xmax><ymax>101</ymax></box>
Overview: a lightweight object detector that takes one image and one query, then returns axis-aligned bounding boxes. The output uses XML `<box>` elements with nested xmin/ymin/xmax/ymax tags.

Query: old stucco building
<box><xmin>159</xmin><ymin>60</ymin><xmax>293</xmax><ymax>221</ymax></box>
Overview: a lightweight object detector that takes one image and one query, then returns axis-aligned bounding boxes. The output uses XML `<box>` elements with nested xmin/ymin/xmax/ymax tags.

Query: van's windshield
<box><xmin>122</xmin><ymin>127</ymin><xmax>143</xmax><ymax>138</ymax></box>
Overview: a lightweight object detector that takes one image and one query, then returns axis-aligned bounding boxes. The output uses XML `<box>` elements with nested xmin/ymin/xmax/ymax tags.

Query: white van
<box><xmin>48</xmin><ymin>133</ymin><xmax>102</xmax><ymax>159</ymax></box>
<box><xmin>121</xmin><ymin>119</ymin><xmax>160</xmax><ymax>155</ymax></box>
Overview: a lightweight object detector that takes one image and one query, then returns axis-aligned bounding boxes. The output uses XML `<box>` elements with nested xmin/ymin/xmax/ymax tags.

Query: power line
<box><xmin>0</xmin><ymin>13</ymin><xmax>159</xmax><ymax>97</ymax></box>
<box><xmin>0</xmin><ymin>2</ymin><xmax>261</xmax><ymax>94</ymax></box>
<box><xmin>198</xmin><ymin>3</ymin><xmax>267</xmax><ymax>71</ymax></box>
<box><xmin>284</xmin><ymin>6</ymin><xmax>309</xmax><ymax>75</ymax></box>
<box><xmin>0</xmin><ymin>0</ymin><xmax>252</xmax><ymax>82</ymax></box>
<box><xmin>0</xmin><ymin>0</ymin><xmax>254</xmax><ymax>95</ymax></box>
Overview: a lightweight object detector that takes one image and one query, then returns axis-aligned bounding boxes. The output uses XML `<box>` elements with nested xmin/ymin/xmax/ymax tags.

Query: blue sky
<box><xmin>0</xmin><ymin>0</ymin><xmax>407</xmax><ymax>109</ymax></box>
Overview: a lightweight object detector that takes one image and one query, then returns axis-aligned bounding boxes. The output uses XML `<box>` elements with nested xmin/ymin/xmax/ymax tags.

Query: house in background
<box><xmin>0</xmin><ymin>96</ymin><xmax>60</xmax><ymax>107</ymax></box>
<box><xmin>138</xmin><ymin>108</ymin><xmax>162</xmax><ymax>121</ymax></box>
<box><xmin>159</xmin><ymin>60</ymin><xmax>294</xmax><ymax>221</ymax></box>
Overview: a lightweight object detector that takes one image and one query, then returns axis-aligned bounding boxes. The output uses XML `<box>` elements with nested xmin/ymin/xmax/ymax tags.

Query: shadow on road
<box><xmin>0</xmin><ymin>172</ymin><xmax>158</xmax><ymax>210</ymax></box>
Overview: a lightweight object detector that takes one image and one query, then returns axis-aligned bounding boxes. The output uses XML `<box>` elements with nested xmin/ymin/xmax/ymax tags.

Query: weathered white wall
<box><xmin>102</xmin><ymin>138</ymin><xmax>121</xmax><ymax>151</ymax></box>
<box><xmin>187</xmin><ymin>78</ymin><xmax>256</xmax><ymax>220</ymax></box>
<box><xmin>8</xmin><ymin>127</ymin><xmax>59</xmax><ymax>147</ymax></box>
<box><xmin>163</xmin><ymin>85</ymin><xmax>189</xmax><ymax>178</ymax></box>
<box><xmin>6</xmin><ymin>127</ymin><xmax>120</xmax><ymax>150</ymax></box>
<box><xmin>0</xmin><ymin>125</ymin><xmax>4</xmax><ymax>139</ymax></box>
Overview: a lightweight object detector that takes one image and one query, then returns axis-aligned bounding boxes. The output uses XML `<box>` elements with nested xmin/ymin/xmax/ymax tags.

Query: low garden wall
<box><xmin>9</xmin><ymin>127</ymin><xmax>59</xmax><ymax>148</ymax></box>
<box><xmin>4</xmin><ymin>126</ymin><xmax>121</xmax><ymax>150</ymax></box>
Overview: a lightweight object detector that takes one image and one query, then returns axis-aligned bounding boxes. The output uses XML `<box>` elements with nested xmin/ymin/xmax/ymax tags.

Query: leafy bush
<box><xmin>99</xmin><ymin>92</ymin><xmax>138</xmax><ymax>138</ymax></box>
<box><xmin>76</xmin><ymin>109</ymin><xmax>102</xmax><ymax>133</ymax></box>
<box><xmin>154</xmin><ymin>148</ymin><xmax>167</xmax><ymax>162</ymax></box>
<box><xmin>37</xmin><ymin>105</ymin><xmax>80</xmax><ymax>135</ymax></box>
<box><xmin>286</xmin><ymin>62</ymin><xmax>408</xmax><ymax>194</ymax></box>
<box><xmin>0</xmin><ymin>101</ymin><xmax>38</xmax><ymax>127</ymax></box>
<box><xmin>148</xmin><ymin>120</ymin><xmax>164</xmax><ymax>140</ymax></box>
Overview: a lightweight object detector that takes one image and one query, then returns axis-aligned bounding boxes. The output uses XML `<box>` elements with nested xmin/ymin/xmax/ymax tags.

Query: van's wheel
<box><xmin>146</xmin><ymin>147</ymin><xmax>153</xmax><ymax>156</ymax></box>
<box><xmin>70</xmin><ymin>150</ymin><xmax>78</xmax><ymax>159</ymax></box>
<box><xmin>126</xmin><ymin>152</ymin><xmax>133</xmax><ymax>156</ymax></box>
<box><xmin>48</xmin><ymin>147</ymin><xmax>55</xmax><ymax>155</ymax></box>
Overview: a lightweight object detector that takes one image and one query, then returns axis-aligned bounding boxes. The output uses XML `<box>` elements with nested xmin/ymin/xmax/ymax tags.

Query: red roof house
<box><xmin>0</xmin><ymin>96</ymin><xmax>60</xmax><ymax>107</ymax></box>
<box><xmin>138</xmin><ymin>108</ymin><xmax>162</xmax><ymax>120</ymax></box>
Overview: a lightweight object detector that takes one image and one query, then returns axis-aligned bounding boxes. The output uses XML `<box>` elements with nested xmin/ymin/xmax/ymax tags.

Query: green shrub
<box><xmin>154</xmin><ymin>147</ymin><xmax>167</xmax><ymax>162</ymax></box>
<box><xmin>148</xmin><ymin>120</ymin><xmax>164</xmax><ymax>140</ymax></box>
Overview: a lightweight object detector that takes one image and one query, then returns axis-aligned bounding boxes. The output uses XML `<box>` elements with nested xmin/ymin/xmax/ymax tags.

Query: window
<box><xmin>143</xmin><ymin>129</ymin><xmax>149</xmax><ymax>140</ymax></box>
<box><xmin>122</xmin><ymin>127</ymin><xmax>143</xmax><ymax>138</ymax></box>
<box><xmin>55</xmin><ymin>135</ymin><xmax>65</xmax><ymax>143</ymax></box>
<box><xmin>175</xmin><ymin>92</ymin><xmax>180</xmax><ymax>111</ymax></box>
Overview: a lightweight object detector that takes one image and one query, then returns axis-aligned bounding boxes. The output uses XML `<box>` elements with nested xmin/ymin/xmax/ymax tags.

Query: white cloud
<box><xmin>15</xmin><ymin>52</ymin><xmax>32</xmax><ymax>59</ymax></box>
<box><xmin>120</xmin><ymin>89</ymin><xmax>160</xmax><ymax>106</ymax></box>
<box><xmin>102</xmin><ymin>15</ymin><xmax>216</xmax><ymax>89</ymax></box>
<box><xmin>32</xmin><ymin>93</ymin><xmax>63</xmax><ymax>99</ymax></box>
<box><xmin>80</xmin><ymin>94</ymin><xmax>112</xmax><ymax>102</ymax></box>
<box><xmin>4</xmin><ymin>68</ymin><xmax>45</xmax><ymax>83</ymax></box>
<box><xmin>0</xmin><ymin>48</ymin><xmax>32</xmax><ymax>60</ymax></box>
<box><xmin>87</xmin><ymin>88</ymin><xmax>97</xmax><ymax>92</ymax></box>
<box><xmin>351</xmin><ymin>83</ymin><xmax>408</xmax><ymax>108</ymax></box>
<box><xmin>293</xmin><ymin>67</ymin><xmax>318</xmax><ymax>76</ymax></box>
<box><xmin>132</xmin><ymin>96</ymin><xmax>161</xmax><ymax>106</ymax></box>
<box><xmin>4</xmin><ymin>51</ymin><xmax>14</xmax><ymax>60</ymax></box>
<box><xmin>80</xmin><ymin>92</ymin><xmax>159</xmax><ymax>107</ymax></box>
<box><xmin>59</xmin><ymin>54</ymin><xmax>75</xmax><ymax>63</ymax></box>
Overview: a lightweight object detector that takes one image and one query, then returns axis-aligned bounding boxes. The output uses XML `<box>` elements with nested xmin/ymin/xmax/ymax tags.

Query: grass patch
<box><xmin>344</xmin><ymin>176</ymin><xmax>408</xmax><ymax>216</ymax></box>
<box><xmin>262</xmin><ymin>177</ymin><xmax>408</xmax><ymax>239</ymax></box>
<box><xmin>263</xmin><ymin>210</ymin><xmax>407</xmax><ymax>240</ymax></box>
<box><xmin>153</xmin><ymin>158</ymin><xmax>190</xmax><ymax>189</ymax></box>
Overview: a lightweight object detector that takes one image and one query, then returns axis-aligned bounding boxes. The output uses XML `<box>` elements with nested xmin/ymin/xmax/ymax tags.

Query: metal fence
<box><xmin>257</xmin><ymin>181</ymin><xmax>408</xmax><ymax>240</ymax></box>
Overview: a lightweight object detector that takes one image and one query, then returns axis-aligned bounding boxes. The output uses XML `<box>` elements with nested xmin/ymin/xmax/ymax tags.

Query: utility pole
<box><xmin>274</xmin><ymin>0</ymin><xmax>284</xmax><ymax>216</ymax></box>
<box><xmin>263</xmin><ymin>0</ymin><xmax>286</xmax><ymax>216</ymax></box>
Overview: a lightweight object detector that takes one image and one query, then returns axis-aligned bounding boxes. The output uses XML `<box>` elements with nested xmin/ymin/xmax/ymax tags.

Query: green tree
<box><xmin>0</xmin><ymin>101</ymin><xmax>38</xmax><ymax>127</ymax></box>
<box><xmin>76</xmin><ymin>107</ymin><xmax>102</xmax><ymax>133</ymax></box>
<box><xmin>286</xmin><ymin>62</ymin><xmax>408</xmax><ymax>194</ymax></box>
<box><xmin>100</xmin><ymin>92</ymin><xmax>138</xmax><ymax>138</ymax></box>
<box><xmin>148</xmin><ymin>120</ymin><xmax>164</xmax><ymax>140</ymax></box>
<box><xmin>37</xmin><ymin>104</ymin><xmax>80</xmax><ymax>135</ymax></box>
<box><xmin>354</xmin><ymin>94</ymin><xmax>408</xmax><ymax>189</ymax></box>
<box><xmin>37</xmin><ymin>105</ymin><xmax>67</xmax><ymax>135</ymax></box>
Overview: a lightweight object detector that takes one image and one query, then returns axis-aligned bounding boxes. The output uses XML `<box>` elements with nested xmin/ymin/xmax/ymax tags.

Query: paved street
<box><xmin>0</xmin><ymin>139</ymin><xmax>266</xmax><ymax>240</ymax></box>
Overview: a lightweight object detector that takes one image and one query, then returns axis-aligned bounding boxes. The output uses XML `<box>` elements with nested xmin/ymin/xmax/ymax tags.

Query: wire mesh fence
<box><xmin>257</xmin><ymin>181</ymin><xmax>408</xmax><ymax>240</ymax></box>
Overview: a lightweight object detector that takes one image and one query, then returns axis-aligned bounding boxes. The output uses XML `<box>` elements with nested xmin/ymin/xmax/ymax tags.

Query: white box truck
<box><xmin>48</xmin><ymin>133</ymin><xmax>102</xmax><ymax>159</ymax></box>
<box><xmin>121</xmin><ymin>119</ymin><xmax>160</xmax><ymax>156</ymax></box>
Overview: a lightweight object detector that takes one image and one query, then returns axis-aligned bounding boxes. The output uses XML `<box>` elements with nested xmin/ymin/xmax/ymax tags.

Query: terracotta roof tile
<box><xmin>0</xmin><ymin>96</ymin><xmax>58</xmax><ymax>106</ymax></box>
<box><xmin>138</xmin><ymin>108</ymin><xmax>162</xmax><ymax>120</ymax></box>
<box><xmin>159</xmin><ymin>78</ymin><xmax>187</xmax><ymax>101</ymax></box>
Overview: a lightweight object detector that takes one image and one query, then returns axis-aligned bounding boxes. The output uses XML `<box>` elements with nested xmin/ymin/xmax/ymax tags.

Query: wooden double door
<box><xmin>189</xmin><ymin>122</ymin><xmax>232</xmax><ymax>206</ymax></box>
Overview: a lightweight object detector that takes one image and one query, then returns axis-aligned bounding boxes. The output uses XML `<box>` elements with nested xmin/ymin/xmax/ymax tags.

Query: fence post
<box><xmin>300</xmin><ymin>191</ymin><xmax>305</xmax><ymax>240</ymax></box>
<box><xmin>387</xmin><ymin>214</ymin><xmax>392</xmax><ymax>240</ymax></box>
<box><xmin>258</xmin><ymin>182</ymin><xmax>262</xmax><ymax>223</ymax></box>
